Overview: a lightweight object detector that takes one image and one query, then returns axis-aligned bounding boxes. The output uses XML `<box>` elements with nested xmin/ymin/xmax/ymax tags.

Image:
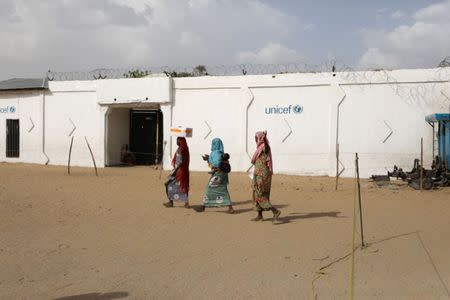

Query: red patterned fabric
<box><xmin>172</xmin><ymin>137</ymin><xmax>190</xmax><ymax>193</ymax></box>
<box><xmin>251</xmin><ymin>131</ymin><xmax>273</xmax><ymax>173</ymax></box>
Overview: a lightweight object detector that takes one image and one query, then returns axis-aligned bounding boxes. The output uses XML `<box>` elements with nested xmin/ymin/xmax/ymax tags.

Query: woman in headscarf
<box><xmin>164</xmin><ymin>137</ymin><xmax>190</xmax><ymax>208</ymax></box>
<box><xmin>201</xmin><ymin>138</ymin><xmax>235</xmax><ymax>213</ymax></box>
<box><xmin>251</xmin><ymin>131</ymin><xmax>281</xmax><ymax>221</ymax></box>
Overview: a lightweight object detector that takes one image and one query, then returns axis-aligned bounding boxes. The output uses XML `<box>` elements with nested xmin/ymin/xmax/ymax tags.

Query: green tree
<box><xmin>165</xmin><ymin>71</ymin><xmax>193</xmax><ymax>77</ymax></box>
<box><xmin>123</xmin><ymin>69</ymin><xmax>151</xmax><ymax>78</ymax></box>
<box><xmin>164</xmin><ymin>65</ymin><xmax>209</xmax><ymax>77</ymax></box>
<box><xmin>193</xmin><ymin>65</ymin><xmax>208</xmax><ymax>76</ymax></box>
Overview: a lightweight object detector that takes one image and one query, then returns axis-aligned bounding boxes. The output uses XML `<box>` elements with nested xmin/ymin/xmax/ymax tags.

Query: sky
<box><xmin>1</xmin><ymin>0</ymin><xmax>450</xmax><ymax>80</ymax></box>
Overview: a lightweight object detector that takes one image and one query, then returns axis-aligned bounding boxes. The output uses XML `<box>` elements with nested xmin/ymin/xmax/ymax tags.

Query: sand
<box><xmin>0</xmin><ymin>163</ymin><xmax>449</xmax><ymax>299</ymax></box>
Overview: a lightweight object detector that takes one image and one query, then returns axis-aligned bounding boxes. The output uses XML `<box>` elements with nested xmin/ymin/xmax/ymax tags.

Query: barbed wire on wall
<box><xmin>45</xmin><ymin>60</ymin><xmax>450</xmax><ymax>111</ymax></box>
<box><xmin>46</xmin><ymin>64</ymin><xmax>295</xmax><ymax>81</ymax></box>
<box><xmin>45</xmin><ymin>60</ymin><xmax>372</xmax><ymax>82</ymax></box>
<box><xmin>46</xmin><ymin>60</ymin><xmax>450</xmax><ymax>82</ymax></box>
<box><xmin>438</xmin><ymin>56</ymin><xmax>450</xmax><ymax>68</ymax></box>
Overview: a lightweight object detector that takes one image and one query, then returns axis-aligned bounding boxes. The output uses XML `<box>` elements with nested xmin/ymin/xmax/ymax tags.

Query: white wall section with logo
<box><xmin>0</xmin><ymin>91</ymin><xmax>48</xmax><ymax>164</ymax></box>
<box><xmin>0</xmin><ymin>69</ymin><xmax>449</xmax><ymax>178</ymax></box>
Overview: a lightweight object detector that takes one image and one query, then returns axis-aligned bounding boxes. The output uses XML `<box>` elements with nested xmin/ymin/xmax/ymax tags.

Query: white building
<box><xmin>1</xmin><ymin>68</ymin><xmax>449</xmax><ymax>178</ymax></box>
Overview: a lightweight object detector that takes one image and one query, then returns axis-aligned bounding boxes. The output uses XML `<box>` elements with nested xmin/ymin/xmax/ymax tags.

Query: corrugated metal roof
<box><xmin>0</xmin><ymin>78</ymin><xmax>48</xmax><ymax>91</ymax></box>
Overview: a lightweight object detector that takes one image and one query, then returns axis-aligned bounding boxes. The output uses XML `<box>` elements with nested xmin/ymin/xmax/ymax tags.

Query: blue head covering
<box><xmin>209</xmin><ymin>138</ymin><xmax>224</xmax><ymax>168</ymax></box>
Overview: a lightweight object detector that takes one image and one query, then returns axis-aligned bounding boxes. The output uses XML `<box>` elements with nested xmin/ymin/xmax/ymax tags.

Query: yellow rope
<box><xmin>349</xmin><ymin>162</ymin><xmax>358</xmax><ymax>300</ymax></box>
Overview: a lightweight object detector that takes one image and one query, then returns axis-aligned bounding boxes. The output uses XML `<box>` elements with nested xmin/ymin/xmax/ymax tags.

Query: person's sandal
<box><xmin>228</xmin><ymin>206</ymin><xmax>235</xmax><ymax>214</ymax></box>
<box><xmin>184</xmin><ymin>203</ymin><xmax>190</xmax><ymax>209</ymax></box>
<box><xmin>163</xmin><ymin>202</ymin><xmax>173</xmax><ymax>208</ymax></box>
<box><xmin>251</xmin><ymin>215</ymin><xmax>263</xmax><ymax>221</ymax></box>
<box><xmin>272</xmin><ymin>209</ymin><xmax>281</xmax><ymax>222</ymax></box>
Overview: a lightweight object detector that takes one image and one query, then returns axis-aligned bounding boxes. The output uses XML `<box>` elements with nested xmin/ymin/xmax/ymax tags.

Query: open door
<box><xmin>129</xmin><ymin>109</ymin><xmax>163</xmax><ymax>165</ymax></box>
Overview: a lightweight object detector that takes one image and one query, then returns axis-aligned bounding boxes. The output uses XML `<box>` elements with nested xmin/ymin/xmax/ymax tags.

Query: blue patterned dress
<box><xmin>165</xmin><ymin>151</ymin><xmax>188</xmax><ymax>202</ymax></box>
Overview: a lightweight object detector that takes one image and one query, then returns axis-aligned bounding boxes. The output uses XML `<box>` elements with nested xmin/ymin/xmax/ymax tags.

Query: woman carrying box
<box><xmin>163</xmin><ymin>137</ymin><xmax>190</xmax><ymax>208</ymax></box>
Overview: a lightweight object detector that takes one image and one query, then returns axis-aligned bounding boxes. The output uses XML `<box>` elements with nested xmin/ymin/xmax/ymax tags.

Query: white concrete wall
<box><xmin>171</xmin><ymin>68</ymin><xmax>450</xmax><ymax>177</ymax></box>
<box><xmin>171</xmin><ymin>86</ymin><xmax>244</xmax><ymax>172</ymax></box>
<box><xmin>44</xmin><ymin>90</ymin><xmax>104</xmax><ymax>167</ymax></box>
<box><xmin>97</xmin><ymin>77</ymin><xmax>172</xmax><ymax>104</ymax></box>
<box><xmin>1</xmin><ymin>68</ymin><xmax>449</xmax><ymax>178</ymax></box>
<box><xmin>247</xmin><ymin>85</ymin><xmax>339</xmax><ymax>176</ymax></box>
<box><xmin>338</xmin><ymin>82</ymin><xmax>448</xmax><ymax>177</ymax></box>
<box><xmin>160</xmin><ymin>103</ymin><xmax>173</xmax><ymax>170</ymax></box>
<box><xmin>41</xmin><ymin>78</ymin><xmax>171</xmax><ymax>169</ymax></box>
<box><xmin>0</xmin><ymin>91</ymin><xmax>47</xmax><ymax>164</ymax></box>
<box><xmin>0</xmin><ymin>77</ymin><xmax>171</xmax><ymax>168</ymax></box>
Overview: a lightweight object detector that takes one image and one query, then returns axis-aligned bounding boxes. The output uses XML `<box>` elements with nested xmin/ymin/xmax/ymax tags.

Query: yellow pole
<box><xmin>349</xmin><ymin>153</ymin><xmax>358</xmax><ymax>300</ymax></box>
<box><xmin>420</xmin><ymin>138</ymin><xmax>423</xmax><ymax>191</ymax></box>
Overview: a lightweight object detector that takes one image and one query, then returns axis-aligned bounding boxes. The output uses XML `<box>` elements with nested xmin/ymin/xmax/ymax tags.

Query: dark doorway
<box><xmin>6</xmin><ymin>119</ymin><xmax>20</xmax><ymax>158</ymax></box>
<box><xmin>129</xmin><ymin>109</ymin><xmax>163</xmax><ymax>165</ymax></box>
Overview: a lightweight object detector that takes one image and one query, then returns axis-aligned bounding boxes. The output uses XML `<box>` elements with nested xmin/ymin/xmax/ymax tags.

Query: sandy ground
<box><xmin>0</xmin><ymin>163</ymin><xmax>449</xmax><ymax>300</ymax></box>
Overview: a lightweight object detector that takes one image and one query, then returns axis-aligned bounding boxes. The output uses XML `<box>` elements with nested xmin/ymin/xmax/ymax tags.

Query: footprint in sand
<box><xmin>58</xmin><ymin>244</ymin><xmax>70</xmax><ymax>250</ymax></box>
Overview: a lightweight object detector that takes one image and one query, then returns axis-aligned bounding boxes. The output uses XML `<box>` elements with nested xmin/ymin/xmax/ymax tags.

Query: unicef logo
<box><xmin>293</xmin><ymin>105</ymin><xmax>303</xmax><ymax>114</ymax></box>
<box><xmin>265</xmin><ymin>104</ymin><xmax>304</xmax><ymax>115</ymax></box>
<box><xmin>0</xmin><ymin>106</ymin><xmax>16</xmax><ymax>114</ymax></box>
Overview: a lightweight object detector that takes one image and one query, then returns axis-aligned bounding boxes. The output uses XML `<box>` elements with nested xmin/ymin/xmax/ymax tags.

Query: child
<box><xmin>202</xmin><ymin>153</ymin><xmax>231</xmax><ymax>174</ymax></box>
<box><xmin>220</xmin><ymin>153</ymin><xmax>231</xmax><ymax>174</ymax></box>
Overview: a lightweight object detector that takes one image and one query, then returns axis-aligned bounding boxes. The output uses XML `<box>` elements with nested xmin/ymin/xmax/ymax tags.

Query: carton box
<box><xmin>170</xmin><ymin>126</ymin><xmax>193</xmax><ymax>138</ymax></box>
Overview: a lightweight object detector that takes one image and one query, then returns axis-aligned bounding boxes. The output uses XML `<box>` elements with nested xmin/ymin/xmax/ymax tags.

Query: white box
<box><xmin>170</xmin><ymin>126</ymin><xmax>193</xmax><ymax>138</ymax></box>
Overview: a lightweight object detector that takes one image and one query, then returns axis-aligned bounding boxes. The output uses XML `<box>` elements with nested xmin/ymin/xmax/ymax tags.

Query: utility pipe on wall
<box><xmin>42</xmin><ymin>91</ymin><xmax>50</xmax><ymax>164</ymax></box>
<box><xmin>155</xmin><ymin>109</ymin><xmax>160</xmax><ymax>165</ymax></box>
<box><xmin>244</xmin><ymin>87</ymin><xmax>255</xmax><ymax>174</ymax></box>
<box><xmin>335</xmin><ymin>85</ymin><xmax>346</xmax><ymax>189</ymax></box>
<box><xmin>103</xmin><ymin>107</ymin><xmax>111</xmax><ymax>167</ymax></box>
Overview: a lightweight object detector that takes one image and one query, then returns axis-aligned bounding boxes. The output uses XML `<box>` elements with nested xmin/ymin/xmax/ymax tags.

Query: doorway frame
<box><xmin>104</xmin><ymin>104</ymin><xmax>163</xmax><ymax>167</ymax></box>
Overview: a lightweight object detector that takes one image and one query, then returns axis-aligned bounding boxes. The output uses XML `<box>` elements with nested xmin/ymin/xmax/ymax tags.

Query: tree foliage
<box><xmin>164</xmin><ymin>71</ymin><xmax>193</xmax><ymax>77</ymax></box>
<box><xmin>193</xmin><ymin>65</ymin><xmax>208</xmax><ymax>76</ymax></box>
<box><xmin>124</xmin><ymin>65</ymin><xmax>209</xmax><ymax>78</ymax></box>
<box><xmin>123</xmin><ymin>69</ymin><xmax>151</xmax><ymax>78</ymax></box>
<box><xmin>165</xmin><ymin>65</ymin><xmax>209</xmax><ymax>77</ymax></box>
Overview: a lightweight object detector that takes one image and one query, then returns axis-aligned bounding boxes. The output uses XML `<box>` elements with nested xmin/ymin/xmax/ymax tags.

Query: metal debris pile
<box><xmin>371</xmin><ymin>157</ymin><xmax>450</xmax><ymax>190</ymax></box>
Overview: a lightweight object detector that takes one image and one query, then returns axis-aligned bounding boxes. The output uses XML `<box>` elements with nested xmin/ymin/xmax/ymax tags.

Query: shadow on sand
<box><xmin>54</xmin><ymin>291</ymin><xmax>129</xmax><ymax>300</ymax></box>
<box><xmin>190</xmin><ymin>199</ymin><xmax>253</xmax><ymax>213</ymax></box>
<box><xmin>191</xmin><ymin>202</ymin><xmax>289</xmax><ymax>214</ymax></box>
<box><xmin>273</xmin><ymin>211</ymin><xmax>345</xmax><ymax>225</ymax></box>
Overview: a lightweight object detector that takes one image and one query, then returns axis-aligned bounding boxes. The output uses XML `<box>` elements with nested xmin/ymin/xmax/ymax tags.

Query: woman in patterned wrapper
<box><xmin>163</xmin><ymin>137</ymin><xmax>190</xmax><ymax>208</ymax></box>
<box><xmin>201</xmin><ymin>138</ymin><xmax>235</xmax><ymax>213</ymax></box>
<box><xmin>251</xmin><ymin>131</ymin><xmax>281</xmax><ymax>222</ymax></box>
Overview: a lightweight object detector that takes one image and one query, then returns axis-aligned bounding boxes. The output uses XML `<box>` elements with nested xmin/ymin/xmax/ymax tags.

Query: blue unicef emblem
<box><xmin>265</xmin><ymin>104</ymin><xmax>304</xmax><ymax>115</ymax></box>
<box><xmin>293</xmin><ymin>105</ymin><xmax>303</xmax><ymax>114</ymax></box>
<box><xmin>9</xmin><ymin>106</ymin><xmax>16</xmax><ymax>113</ymax></box>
